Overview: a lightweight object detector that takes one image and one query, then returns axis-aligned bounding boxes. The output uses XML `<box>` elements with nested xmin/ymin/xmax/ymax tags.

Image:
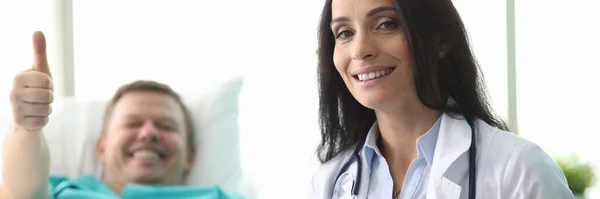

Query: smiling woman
<box><xmin>310</xmin><ymin>0</ymin><xmax>574</xmax><ymax>198</ymax></box>
<box><xmin>318</xmin><ymin>0</ymin><xmax>507</xmax><ymax>164</ymax></box>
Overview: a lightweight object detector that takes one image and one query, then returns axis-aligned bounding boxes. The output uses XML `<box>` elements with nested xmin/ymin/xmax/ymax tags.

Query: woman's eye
<box><xmin>378</xmin><ymin>20</ymin><xmax>398</xmax><ymax>30</ymax></box>
<box><xmin>336</xmin><ymin>30</ymin><xmax>354</xmax><ymax>39</ymax></box>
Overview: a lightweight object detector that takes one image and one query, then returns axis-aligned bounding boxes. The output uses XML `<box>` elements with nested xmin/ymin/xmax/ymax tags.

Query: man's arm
<box><xmin>1</xmin><ymin>127</ymin><xmax>51</xmax><ymax>199</ymax></box>
<box><xmin>0</xmin><ymin>31</ymin><xmax>54</xmax><ymax>199</ymax></box>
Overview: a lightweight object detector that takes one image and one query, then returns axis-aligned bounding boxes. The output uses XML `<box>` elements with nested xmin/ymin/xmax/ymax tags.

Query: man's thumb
<box><xmin>32</xmin><ymin>31</ymin><xmax>51</xmax><ymax>77</ymax></box>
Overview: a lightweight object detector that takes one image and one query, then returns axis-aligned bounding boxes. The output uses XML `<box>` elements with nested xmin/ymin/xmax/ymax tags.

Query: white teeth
<box><xmin>133</xmin><ymin>150</ymin><xmax>160</xmax><ymax>161</ymax></box>
<box><xmin>357</xmin><ymin>68</ymin><xmax>393</xmax><ymax>81</ymax></box>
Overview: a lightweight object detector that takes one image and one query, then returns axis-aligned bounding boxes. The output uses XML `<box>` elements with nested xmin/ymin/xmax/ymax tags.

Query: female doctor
<box><xmin>309</xmin><ymin>0</ymin><xmax>574</xmax><ymax>198</ymax></box>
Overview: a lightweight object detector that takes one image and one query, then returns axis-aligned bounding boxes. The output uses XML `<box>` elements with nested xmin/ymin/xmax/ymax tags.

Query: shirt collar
<box><xmin>362</xmin><ymin>115</ymin><xmax>443</xmax><ymax>169</ymax></box>
<box><xmin>362</xmin><ymin>121</ymin><xmax>381</xmax><ymax>171</ymax></box>
<box><xmin>418</xmin><ymin>115</ymin><xmax>442</xmax><ymax>166</ymax></box>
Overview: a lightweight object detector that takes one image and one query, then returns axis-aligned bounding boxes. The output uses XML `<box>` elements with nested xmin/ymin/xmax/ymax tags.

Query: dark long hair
<box><xmin>316</xmin><ymin>0</ymin><xmax>508</xmax><ymax>163</ymax></box>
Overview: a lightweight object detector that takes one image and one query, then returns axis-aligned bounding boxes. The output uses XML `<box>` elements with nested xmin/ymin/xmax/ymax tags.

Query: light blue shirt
<box><xmin>48</xmin><ymin>174</ymin><xmax>246</xmax><ymax>199</ymax></box>
<box><xmin>363</xmin><ymin>116</ymin><xmax>442</xmax><ymax>199</ymax></box>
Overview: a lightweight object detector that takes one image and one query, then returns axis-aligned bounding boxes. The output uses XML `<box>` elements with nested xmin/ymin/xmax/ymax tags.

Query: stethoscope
<box><xmin>333</xmin><ymin>121</ymin><xmax>477</xmax><ymax>199</ymax></box>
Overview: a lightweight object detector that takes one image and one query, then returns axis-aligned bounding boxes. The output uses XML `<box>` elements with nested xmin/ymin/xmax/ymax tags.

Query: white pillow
<box><xmin>2</xmin><ymin>77</ymin><xmax>252</xmax><ymax>196</ymax></box>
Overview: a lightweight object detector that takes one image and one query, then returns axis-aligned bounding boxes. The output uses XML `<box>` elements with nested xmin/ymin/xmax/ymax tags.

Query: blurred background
<box><xmin>0</xmin><ymin>0</ymin><xmax>598</xmax><ymax>198</ymax></box>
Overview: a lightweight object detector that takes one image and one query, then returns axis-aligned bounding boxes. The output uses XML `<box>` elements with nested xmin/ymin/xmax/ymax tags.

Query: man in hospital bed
<box><xmin>0</xmin><ymin>31</ymin><xmax>245</xmax><ymax>199</ymax></box>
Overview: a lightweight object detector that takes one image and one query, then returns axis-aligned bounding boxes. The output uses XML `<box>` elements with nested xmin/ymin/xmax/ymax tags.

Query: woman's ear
<box><xmin>434</xmin><ymin>37</ymin><xmax>451</xmax><ymax>58</ymax></box>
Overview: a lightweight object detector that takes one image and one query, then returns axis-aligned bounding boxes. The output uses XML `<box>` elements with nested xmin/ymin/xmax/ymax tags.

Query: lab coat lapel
<box><xmin>426</xmin><ymin>113</ymin><xmax>472</xmax><ymax>199</ymax></box>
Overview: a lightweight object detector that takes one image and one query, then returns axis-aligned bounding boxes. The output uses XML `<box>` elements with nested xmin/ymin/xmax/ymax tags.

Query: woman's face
<box><xmin>331</xmin><ymin>0</ymin><xmax>418</xmax><ymax>111</ymax></box>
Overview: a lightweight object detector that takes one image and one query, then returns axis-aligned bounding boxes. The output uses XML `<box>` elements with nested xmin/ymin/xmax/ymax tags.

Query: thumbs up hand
<box><xmin>9</xmin><ymin>31</ymin><xmax>54</xmax><ymax>133</ymax></box>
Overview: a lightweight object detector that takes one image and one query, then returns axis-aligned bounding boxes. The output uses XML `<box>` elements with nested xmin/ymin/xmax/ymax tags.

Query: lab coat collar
<box><xmin>426</xmin><ymin>112</ymin><xmax>473</xmax><ymax>199</ymax></box>
<box><xmin>333</xmin><ymin>113</ymin><xmax>474</xmax><ymax>199</ymax></box>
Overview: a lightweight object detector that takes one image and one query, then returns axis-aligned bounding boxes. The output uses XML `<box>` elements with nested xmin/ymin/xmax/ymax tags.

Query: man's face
<box><xmin>96</xmin><ymin>91</ymin><xmax>195</xmax><ymax>185</ymax></box>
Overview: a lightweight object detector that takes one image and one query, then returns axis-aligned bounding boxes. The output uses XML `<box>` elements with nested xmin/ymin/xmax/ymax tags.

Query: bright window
<box><xmin>516</xmin><ymin>0</ymin><xmax>600</xmax><ymax>196</ymax></box>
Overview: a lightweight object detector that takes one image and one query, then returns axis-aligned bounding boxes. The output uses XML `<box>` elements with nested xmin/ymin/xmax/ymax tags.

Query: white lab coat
<box><xmin>309</xmin><ymin>113</ymin><xmax>574</xmax><ymax>199</ymax></box>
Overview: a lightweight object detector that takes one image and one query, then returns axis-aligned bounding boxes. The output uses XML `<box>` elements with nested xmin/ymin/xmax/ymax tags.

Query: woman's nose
<box><xmin>351</xmin><ymin>32</ymin><xmax>378</xmax><ymax>60</ymax></box>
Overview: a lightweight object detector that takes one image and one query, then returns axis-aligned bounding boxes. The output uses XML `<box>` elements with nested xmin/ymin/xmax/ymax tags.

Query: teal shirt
<box><xmin>48</xmin><ymin>174</ymin><xmax>246</xmax><ymax>199</ymax></box>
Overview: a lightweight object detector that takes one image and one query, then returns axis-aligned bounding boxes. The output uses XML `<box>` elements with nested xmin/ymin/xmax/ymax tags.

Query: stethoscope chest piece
<box><xmin>332</xmin><ymin>172</ymin><xmax>357</xmax><ymax>199</ymax></box>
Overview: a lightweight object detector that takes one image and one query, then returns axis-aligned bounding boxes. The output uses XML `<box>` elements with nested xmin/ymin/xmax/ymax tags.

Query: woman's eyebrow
<box><xmin>366</xmin><ymin>6</ymin><xmax>396</xmax><ymax>17</ymax></box>
<box><xmin>330</xmin><ymin>5</ymin><xmax>396</xmax><ymax>26</ymax></box>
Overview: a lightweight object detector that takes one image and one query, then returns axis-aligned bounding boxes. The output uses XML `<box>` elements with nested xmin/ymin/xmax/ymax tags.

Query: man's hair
<box><xmin>99</xmin><ymin>80</ymin><xmax>195</xmax><ymax>146</ymax></box>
